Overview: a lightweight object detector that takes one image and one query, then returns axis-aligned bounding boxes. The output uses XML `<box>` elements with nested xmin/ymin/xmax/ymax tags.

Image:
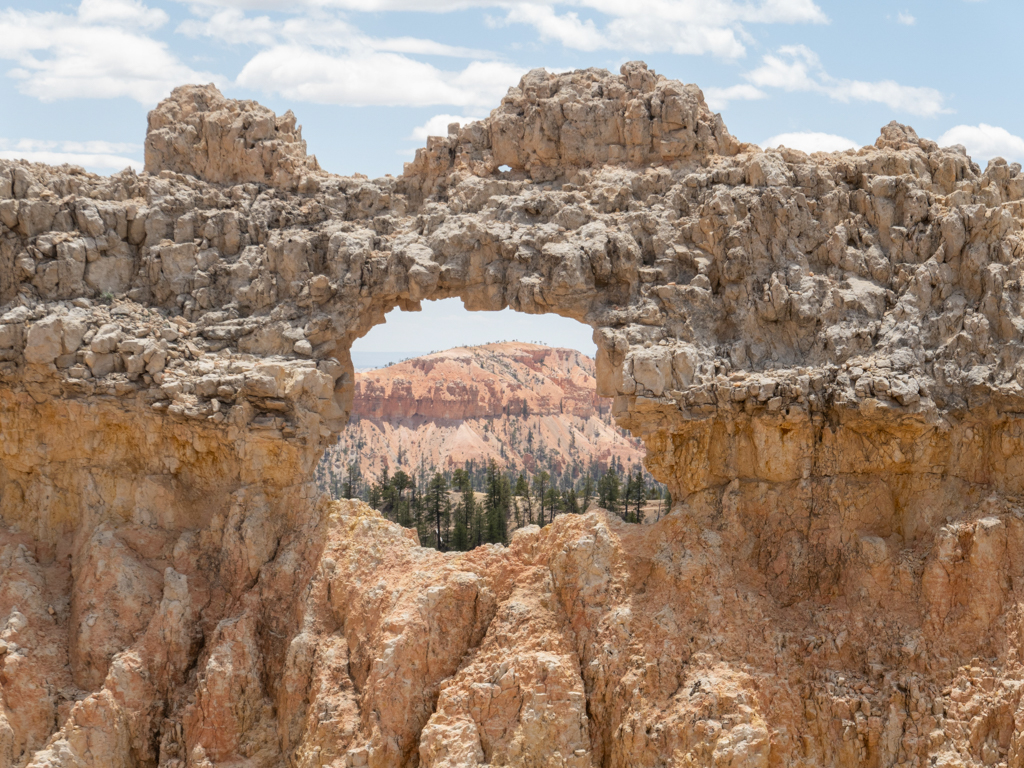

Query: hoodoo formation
<box><xmin>322</xmin><ymin>343</ymin><xmax>645</xmax><ymax>482</ymax></box>
<box><xmin>2</xmin><ymin>61</ymin><xmax>1024</xmax><ymax>767</ymax></box>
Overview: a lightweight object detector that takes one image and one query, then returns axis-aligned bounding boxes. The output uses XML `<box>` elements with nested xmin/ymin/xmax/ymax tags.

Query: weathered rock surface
<box><xmin>144</xmin><ymin>84</ymin><xmax>322</xmax><ymax>190</ymax></box>
<box><xmin>2</xmin><ymin>61</ymin><xmax>1024</xmax><ymax>767</ymax></box>
<box><xmin>323</xmin><ymin>342</ymin><xmax>644</xmax><ymax>480</ymax></box>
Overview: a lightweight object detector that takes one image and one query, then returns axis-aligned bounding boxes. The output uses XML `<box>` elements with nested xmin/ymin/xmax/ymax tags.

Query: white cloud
<box><xmin>175</xmin><ymin>0</ymin><xmax>507</xmax><ymax>8</ymax></box>
<box><xmin>448</xmin><ymin>61</ymin><xmax>528</xmax><ymax>106</ymax></box>
<box><xmin>236</xmin><ymin>46</ymin><xmax>524</xmax><ymax>108</ymax></box>
<box><xmin>751</xmin><ymin>0</ymin><xmax>828</xmax><ymax>23</ymax></box>
<box><xmin>171</xmin><ymin>0</ymin><xmax>832</xmax><ymax>116</ymax></box>
<box><xmin>746</xmin><ymin>44</ymin><xmax>820</xmax><ymax>89</ymax></box>
<box><xmin>938</xmin><ymin>124</ymin><xmax>1024</xmax><ymax>164</ymax></box>
<box><xmin>502</xmin><ymin>5</ymin><xmax>608</xmax><ymax>51</ymax></box>
<box><xmin>702</xmin><ymin>84</ymin><xmax>766</xmax><ymax>111</ymax></box>
<box><xmin>78</xmin><ymin>0</ymin><xmax>168</xmax><ymax>29</ymax></box>
<box><xmin>177</xmin><ymin>0</ymin><xmax>826</xmax><ymax>59</ymax></box>
<box><xmin>0</xmin><ymin>2</ymin><xmax>219</xmax><ymax>104</ymax></box>
<box><xmin>179</xmin><ymin>3</ymin><xmax>516</xmax><ymax>109</ymax></box>
<box><xmin>368</xmin><ymin>36</ymin><xmax>494</xmax><ymax>59</ymax></box>
<box><xmin>0</xmin><ymin>139</ymin><xmax>142</xmax><ymax>171</ymax></box>
<box><xmin>179</xmin><ymin>8</ymin><xmax>495</xmax><ymax>57</ymax></box>
<box><xmin>493</xmin><ymin>0</ymin><xmax>827</xmax><ymax>59</ymax></box>
<box><xmin>832</xmin><ymin>79</ymin><xmax>946</xmax><ymax>117</ymax></box>
<box><xmin>744</xmin><ymin>45</ymin><xmax>948</xmax><ymax>117</ymax></box>
<box><xmin>896</xmin><ymin>11</ymin><xmax>915</xmax><ymax>25</ymax></box>
<box><xmin>174</xmin><ymin>0</ymin><xmax>825</xmax><ymax>16</ymax></box>
<box><xmin>408</xmin><ymin>114</ymin><xmax>483</xmax><ymax>142</ymax></box>
<box><xmin>177</xmin><ymin>8</ymin><xmax>278</xmax><ymax>45</ymax></box>
<box><xmin>601</xmin><ymin>16</ymin><xmax>747</xmax><ymax>58</ymax></box>
<box><xmin>762</xmin><ymin>131</ymin><xmax>858</xmax><ymax>153</ymax></box>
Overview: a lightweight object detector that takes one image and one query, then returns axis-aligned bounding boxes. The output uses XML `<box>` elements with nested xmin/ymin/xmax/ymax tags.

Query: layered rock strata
<box><xmin>324</xmin><ymin>342</ymin><xmax>644</xmax><ymax>479</ymax></box>
<box><xmin>2</xmin><ymin>62</ymin><xmax>1024</xmax><ymax>767</ymax></box>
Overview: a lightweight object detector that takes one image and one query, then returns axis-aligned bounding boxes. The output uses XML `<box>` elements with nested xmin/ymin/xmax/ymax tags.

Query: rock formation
<box><xmin>322</xmin><ymin>342</ymin><xmax>644</xmax><ymax>480</ymax></box>
<box><xmin>2</xmin><ymin>61</ymin><xmax>1024</xmax><ymax>767</ymax></box>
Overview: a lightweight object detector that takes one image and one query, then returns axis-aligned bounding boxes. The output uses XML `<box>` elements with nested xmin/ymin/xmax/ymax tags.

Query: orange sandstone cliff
<box><xmin>1</xmin><ymin>62</ymin><xmax>1024</xmax><ymax>768</ymax></box>
<box><xmin>323</xmin><ymin>342</ymin><xmax>645</xmax><ymax>480</ymax></box>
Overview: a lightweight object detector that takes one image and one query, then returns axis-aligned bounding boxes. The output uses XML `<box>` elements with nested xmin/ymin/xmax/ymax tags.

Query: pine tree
<box><xmin>620</xmin><ymin>468</ymin><xmax>647</xmax><ymax>523</ymax></box>
<box><xmin>396</xmin><ymin>498</ymin><xmax>412</xmax><ymax>528</ymax></box>
<box><xmin>472</xmin><ymin>500</ymin><xmax>485</xmax><ymax>548</ymax></box>
<box><xmin>633</xmin><ymin>469</ymin><xmax>647</xmax><ymax>524</ymax></box>
<box><xmin>343</xmin><ymin>461</ymin><xmax>361</xmax><ymax>499</ymax></box>
<box><xmin>581</xmin><ymin>473</ymin><xmax>594</xmax><ymax>512</ymax></box>
<box><xmin>427</xmin><ymin>471</ymin><xmax>449</xmax><ymax>550</ymax></box>
<box><xmin>514</xmin><ymin>473</ymin><xmax>532</xmax><ymax>526</ymax></box>
<box><xmin>564</xmin><ymin>487</ymin><xmax>580</xmax><ymax>515</ymax></box>
<box><xmin>598</xmin><ymin>468</ymin><xmax>620</xmax><ymax>514</ymax></box>
<box><xmin>392</xmin><ymin>470</ymin><xmax>411</xmax><ymax>498</ymax></box>
<box><xmin>532</xmin><ymin>470</ymin><xmax>550</xmax><ymax>526</ymax></box>
<box><xmin>375</xmin><ymin>465</ymin><xmax>392</xmax><ymax>516</ymax></box>
<box><xmin>623</xmin><ymin>471</ymin><xmax>635</xmax><ymax>522</ymax></box>
<box><xmin>483</xmin><ymin>460</ymin><xmax>507</xmax><ymax>544</ymax></box>
<box><xmin>544</xmin><ymin>486</ymin><xmax>561</xmax><ymax>520</ymax></box>
<box><xmin>452</xmin><ymin>468</ymin><xmax>474</xmax><ymax>551</ymax></box>
<box><xmin>413</xmin><ymin>481</ymin><xmax>432</xmax><ymax>545</ymax></box>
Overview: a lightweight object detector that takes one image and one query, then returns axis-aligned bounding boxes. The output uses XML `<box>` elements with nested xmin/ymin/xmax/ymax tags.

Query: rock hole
<box><xmin>318</xmin><ymin>296</ymin><xmax>664</xmax><ymax>549</ymax></box>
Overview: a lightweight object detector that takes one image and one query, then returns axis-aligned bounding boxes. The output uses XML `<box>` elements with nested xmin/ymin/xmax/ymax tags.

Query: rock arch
<box><xmin>2</xmin><ymin>64</ymin><xmax>730</xmax><ymax>544</ymax></box>
<box><xmin>3</xmin><ymin>61</ymin><xmax>1024</xmax><ymax>766</ymax></box>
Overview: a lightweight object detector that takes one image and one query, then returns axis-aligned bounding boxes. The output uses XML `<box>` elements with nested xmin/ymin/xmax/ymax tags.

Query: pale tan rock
<box><xmin>69</xmin><ymin>525</ymin><xmax>163</xmax><ymax>690</ymax></box>
<box><xmin>419</xmin><ymin>565</ymin><xmax>591</xmax><ymax>768</ymax></box>
<box><xmin>22</xmin><ymin>313</ymin><xmax>62</xmax><ymax>364</ymax></box>
<box><xmin>3</xmin><ymin>60</ymin><xmax>1024</xmax><ymax>768</ymax></box>
<box><xmin>144</xmin><ymin>83</ymin><xmax>321</xmax><ymax>190</ymax></box>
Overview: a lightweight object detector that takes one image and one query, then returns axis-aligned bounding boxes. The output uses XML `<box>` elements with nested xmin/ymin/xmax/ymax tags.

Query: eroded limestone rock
<box><xmin>144</xmin><ymin>84</ymin><xmax>321</xmax><ymax>191</ymax></box>
<box><xmin>2</xmin><ymin>61</ymin><xmax>1024</xmax><ymax>767</ymax></box>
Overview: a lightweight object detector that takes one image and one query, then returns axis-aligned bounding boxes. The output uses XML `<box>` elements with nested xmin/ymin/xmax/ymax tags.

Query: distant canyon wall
<box><xmin>323</xmin><ymin>343</ymin><xmax>644</xmax><ymax>482</ymax></box>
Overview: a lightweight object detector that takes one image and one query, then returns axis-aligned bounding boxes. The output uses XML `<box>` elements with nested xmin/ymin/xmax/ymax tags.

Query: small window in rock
<box><xmin>498</xmin><ymin>165</ymin><xmax>511</xmax><ymax>173</ymax></box>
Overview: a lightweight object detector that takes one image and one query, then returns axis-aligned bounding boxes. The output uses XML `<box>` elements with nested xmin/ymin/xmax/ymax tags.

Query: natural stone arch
<box><xmin>3</xmin><ymin>59</ymin><xmax>1024</xmax><ymax>586</ymax></box>
<box><xmin>2</xmin><ymin>66</ymin><xmax>708</xmax><ymax>546</ymax></box>
<box><xmin>3</xmin><ymin>60</ymin><xmax>1024</xmax><ymax>768</ymax></box>
<box><xmin>6</xmin><ymin>64</ymin><xmax>1021</xmax><ymax>546</ymax></box>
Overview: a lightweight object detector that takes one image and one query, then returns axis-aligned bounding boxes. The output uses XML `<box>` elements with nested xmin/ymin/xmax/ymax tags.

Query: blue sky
<box><xmin>1</xmin><ymin>0</ymin><xmax>1021</xmax><ymax>356</ymax></box>
<box><xmin>351</xmin><ymin>298</ymin><xmax>597</xmax><ymax>361</ymax></box>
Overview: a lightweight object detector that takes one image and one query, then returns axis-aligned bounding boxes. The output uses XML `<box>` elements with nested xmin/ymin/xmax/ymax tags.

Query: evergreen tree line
<box><xmin>316</xmin><ymin>455</ymin><xmax>670</xmax><ymax>552</ymax></box>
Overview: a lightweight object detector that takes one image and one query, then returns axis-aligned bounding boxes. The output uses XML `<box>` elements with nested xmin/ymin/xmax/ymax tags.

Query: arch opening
<box><xmin>317</xmin><ymin>298</ymin><xmax>669</xmax><ymax>550</ymax></box>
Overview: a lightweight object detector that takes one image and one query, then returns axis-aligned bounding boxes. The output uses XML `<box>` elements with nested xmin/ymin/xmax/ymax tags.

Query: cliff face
<box><xmin>1</xmin><ymin>62</ymin><xmax>1024</xmax><ymax>768</ymax></box>
<box><xmin>354</xmin><ymin>343</ymin><xmax>598</xmax><ymax>421</ymax></box>
<box><xmin>324</xmin><ymin>342</ymin><xmax>644</xmax><ymax>479</ymax></box>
